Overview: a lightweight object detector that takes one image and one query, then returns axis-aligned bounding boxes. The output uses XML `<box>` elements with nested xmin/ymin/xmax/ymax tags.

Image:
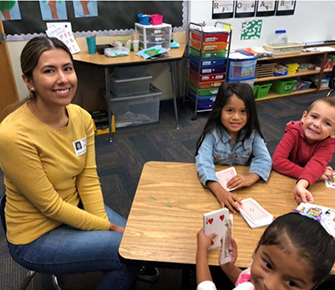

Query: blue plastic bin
<box><xmin>138</xmin><ymin>14</ymin><xmax>150</xmax><ymax>25</ymax></box>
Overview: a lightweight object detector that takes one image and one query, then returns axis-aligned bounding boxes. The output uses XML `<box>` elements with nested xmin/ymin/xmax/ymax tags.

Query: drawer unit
<box><xmin>190</xmin><ymin>39</ymin><xmax>228</xmax><ymax>51</ymax></box>
<box><xmin>189</xmin><ymin>54</ymin><xmax>226</xmax><ymax>67</ymax></box>
<box><xmin>190</xmin><ymin>30</ymin><xmax>229</xmax><ymax>43</ymax></box>
<box><xmin>135</xmin><ymin>23</ymin><xmax>171</xmax><ymax>50</ymax></box>
<box><xmin>189</xmin><ymin>61</ymin><xmax>226</xmax><ymax>75</ymax></box>
<box><xmin>189</xmin><ymin>75</ymin><xmax>224</xmax><ymax>89</ymax></box>
<box><xmin>189</xmin><ymin>68</ymin><xmax>225</xmax><ymax>82</ymax></box>
<box><xmin>189</xmin><ymin>47</ymin><xmax>227</xmax><ymax>59</ymax></box>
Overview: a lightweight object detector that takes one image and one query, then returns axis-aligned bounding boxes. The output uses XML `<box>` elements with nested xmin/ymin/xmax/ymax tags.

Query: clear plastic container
<box><xmin>275</xmin><ymin>30</ymin><xmax>288</xmax><ymax>44</ymax></box>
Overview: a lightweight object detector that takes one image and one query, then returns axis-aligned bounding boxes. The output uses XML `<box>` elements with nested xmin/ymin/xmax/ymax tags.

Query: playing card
<box><xmin>216</xmin><ymin>167</ymin><xmax>237</xmax><ymax>191</ymax></box>
<box><xmin>203</xmin><ymin>208</ymin><xmax>229</xmax><ymax>250</ymax></box>
<box><xmin>325</xmin><ymin>173</ymin><xmax>335</xmax><ymax>188</ymax></box>
<box><xmin>220</xmin><ymin>216</ymin><xmax>233</xmax><ymax>264</ymax></box>
<box><xmin>239</xmin><ymin>198</ymin><xmax>273</xmax><ymax>228</ymax></box>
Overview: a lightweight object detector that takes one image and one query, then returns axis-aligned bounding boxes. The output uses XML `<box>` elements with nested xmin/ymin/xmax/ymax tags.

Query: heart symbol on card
<box><xmin>210</xmin><ymin>240</ymin><xmax>214</xmax><ymax>245</ymax></box>
<box><xmin>220</xmin><ymin>215</ymin><xmax>225</xmax><ymax>221</ymax></box>
<box><xmin>208</xmin><ymin>218</ymin><xmax>213</xmax><ymax>224</ymax></box>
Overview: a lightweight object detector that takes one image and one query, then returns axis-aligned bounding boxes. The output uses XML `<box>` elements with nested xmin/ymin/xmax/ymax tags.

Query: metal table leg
<box><xmin>169</xmin><ymin>61</ymin><xmax>179</xmax><ymax>129</ymax></box>
<box><xmin>105</xmin><ymin>67</ymin><xmax>113</xmax><ymax>142</ymax></box>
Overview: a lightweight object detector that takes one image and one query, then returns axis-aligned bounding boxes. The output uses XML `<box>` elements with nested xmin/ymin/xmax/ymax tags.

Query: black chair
<box><xmin>0</xmin><ymin>192</ymin><xmax>62</xmax><ymax>290</ymax></box>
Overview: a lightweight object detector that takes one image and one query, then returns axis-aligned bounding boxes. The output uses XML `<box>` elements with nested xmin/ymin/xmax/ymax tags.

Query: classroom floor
<box><xmin>0</xmin><ymin>91</ymin><xmax>334</xmax><ymax>290</ymax></box>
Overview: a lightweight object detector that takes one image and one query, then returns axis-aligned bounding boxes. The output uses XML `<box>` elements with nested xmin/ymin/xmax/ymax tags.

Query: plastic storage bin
<box><xmin>150</xmin><ymin>14</ymin><xmax>163</xmax><ymax>25</ymax></box>
<box><xmin>189</xmin><ymin>68</ymin><xmax>225</xmax><ymax>82</ymax></box>
<box><xmin>190</xmin><ymin>39</ymin><xmax>228</xmax><ymax>51</ymax></box>
<box><xmin>271</xmin><ymin>79</ymin><xmax>297</xmax><ymax>94</ymax></box>
<box><xmin>310</xmin><ymin>76</ymin><xmax>330</xmax><ymax>88</ymax></box>
<box><xmin>115</xmin><ymin>65</ymin><xmax>149</xmax><ymax>78</ymax></box>
<box><xmin>189</xmin><ymin>61</ymin><xmax>226</xmax><ymax>75</ymax></box>
<box><xmin>135</xmin><ymin>23</ymin><xmax>171</xmax><ymax>50</ymax></box>
<box><xmin>189</xmin><ymin>76</ymin><xmax>224</xmax><ymax>89</ymax></box>
<box><xmin>189</xmin><ymin>47</ymin><xmax>227</xmax><ymax>59</ymax></box>
<box><xmin>109</xmin><ymin>84</ymin><xmax>161</xmax><ymax>128</ymax></box>
<box><xmin>189</xmin><ymin>55</ymin><xmax>226</xmax><ymax>67</ymax></box>
<box><xmin>190</xmin><ymin>30</ymin><xmax>229</xmax><ymax>43</ymax></box>
<box><xmin>264</xmin><ymin>42</ymin><xmax>304</xmax><ymax>56</ymax></box>
<box><xmin>137</xmin><ymin>14</ymin><xmax>150</xmax><ymax>25</ymax></box>
<box><xmin>110</xmin><ymin>75</ymin><xmax>152</xmax><ymax>97</ymax></box>
<box><xmin>255</xmin><ymin>82</ymin><xmax>272</xmax><ymax>99</ymax></box>
<box><xmin>228</xmin><ymin>57</ymin><xmax>257</xmax><ymax>80</ymax></box>
<box><xmin>227</xmin><ymin>77</ymin><xmax>255</xmax><ymax>88</ymax></box>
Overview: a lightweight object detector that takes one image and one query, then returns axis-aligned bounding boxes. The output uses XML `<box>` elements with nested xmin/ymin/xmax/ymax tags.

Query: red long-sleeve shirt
<box><xmin>272</xmin><ymin>121</ymin><xmax>335</xmax><ymax>186</ymax></box>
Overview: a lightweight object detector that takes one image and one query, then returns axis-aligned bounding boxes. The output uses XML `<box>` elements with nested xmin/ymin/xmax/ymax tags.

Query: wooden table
<box><xmin>120</xmin><ymin>161</ymin><xmax>335</xmax><ymax>274</ymax></box>
<box><xmin>73</xmin><ymin>45</ymin><xmax>186</xmax><ymax>141</ymax></box>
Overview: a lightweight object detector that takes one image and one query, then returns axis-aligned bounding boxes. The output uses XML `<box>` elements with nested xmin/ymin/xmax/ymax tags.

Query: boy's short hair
<box><xmin>306</xmin><ymin>96</ymin><xmax>335</xmax><ymax>113</ymax></box>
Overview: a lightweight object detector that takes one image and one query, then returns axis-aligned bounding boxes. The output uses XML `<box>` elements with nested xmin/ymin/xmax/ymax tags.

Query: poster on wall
<box><xmin>276</xmin><ymin>0</ymin><xmax>296</xmax><ymax>16</ymax></box>
<box><xmin>212</xmin><ymin>0</ymin><xmax>234</xmax><ymax>19</ymax></box>
<box><xmin>241</xmin><ymin>19</ymin><xmax>262</xmax><ymax>40</ymax></box>
<box><xmin>0</xmin><ymin>1</ymin><xmax>21</xmax><ymax>21</ymax></box>
<box><xmin>235</xmin><ymin>1</ymin><xmax>256</xmax><ymax>18</ymax></box>
<box><xmin>40</xmin><ymin>0</ymin><xmax>67</xmax><ymax>21</ymax></box>
<box><xmin>256</xmin><ymin>1</ymin><xmax>276</xmax><ymax>17</ymax></box>
<box><xmin>73</xmin><ymin>0</ymin><xmax>98</xmax><ymax>18</ymax></box>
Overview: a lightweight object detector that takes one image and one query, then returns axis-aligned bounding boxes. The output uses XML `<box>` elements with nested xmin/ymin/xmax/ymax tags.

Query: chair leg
<box><xmin>52</xmin><ymin>275</ymin><xmax>62</xmax><ymax>290</ymax></box>
<box><xmin>20</xmin><ymin>270</ymin><xmax>36</xmax><ymax>290</ymax></box>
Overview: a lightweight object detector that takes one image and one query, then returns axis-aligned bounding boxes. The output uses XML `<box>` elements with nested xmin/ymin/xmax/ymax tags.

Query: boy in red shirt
<box><xmin>272</xmin><ymin>96</ymin><xmax>335</xmax><ymax>204</ymax></box>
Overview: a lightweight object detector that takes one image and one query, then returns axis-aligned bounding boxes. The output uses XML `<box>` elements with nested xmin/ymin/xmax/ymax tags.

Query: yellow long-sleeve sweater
<box><xmin>0</xmin><ymin>103</ymin><xmax>110</xmax><ymax>244</ymax></box>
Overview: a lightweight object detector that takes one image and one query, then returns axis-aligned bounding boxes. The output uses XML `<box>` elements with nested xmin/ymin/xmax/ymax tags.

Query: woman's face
<box><xmin>24</xmin><ymin>48</ymin><xmax>77</xmax><ymax>108</ymax></box>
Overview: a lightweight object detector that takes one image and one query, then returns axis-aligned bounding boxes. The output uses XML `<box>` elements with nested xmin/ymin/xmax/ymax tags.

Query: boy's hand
<box><xmin>227</xmin><ymin>173</ymin><xmax>260</xmax><ymax>190</ymax></box>
<box><xmin>294</xmin><ymin>180</ymin><xmax>314</xmax><ymax>204</ymax></box>
<box><xmin>207</xmin><ymin>181</ymin><xmax>242</xmax><ymax>213</ymax></box>
<box><xmin>197</xmin><ymin>228</ymin><xmax>217</xmax><ymax>252</ymax></box>
<box><xmin>219</xmin><ymin>238</ymin><xmax>238</xmax><ymax>272</ymax></box>
<box><xmin>318</xmin><ymin>166</ymin><xmax>333</xmax><ymax>181</ymax></box>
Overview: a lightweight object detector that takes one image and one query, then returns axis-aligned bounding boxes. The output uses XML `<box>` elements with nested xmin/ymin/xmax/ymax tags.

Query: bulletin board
<box><xmin>3</xmin><ymin>1</ymin><xmax>187</xmax><ymax>41</ymax></box>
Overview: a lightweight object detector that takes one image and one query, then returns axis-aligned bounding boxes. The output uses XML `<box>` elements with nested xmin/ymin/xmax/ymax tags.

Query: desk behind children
<box><xmin>119</xmin><ymin>161</ymin><xmax>335</xmax><ymax>271</ymax></box>
<box><xmin>72</xmin><ymin>44</ymin><xmax>186</xmax><ymax>141</ymax></box>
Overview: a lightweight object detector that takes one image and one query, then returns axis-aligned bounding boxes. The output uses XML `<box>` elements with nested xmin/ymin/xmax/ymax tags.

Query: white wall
<box><xmin>189</xmin><ymin>1</ymin><xmax>335</xmax><ymax>50</ymax></box>
<box><xmin>7</xmin><ymin>1</ymin><xmax>335</xmax><ymax>102</ymax></box>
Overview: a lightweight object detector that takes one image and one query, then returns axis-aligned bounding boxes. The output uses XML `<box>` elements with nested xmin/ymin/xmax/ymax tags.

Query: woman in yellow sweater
<box><xmin>0</xmin><ymin>37</ymin><xmax>138</xmax><ymax>289</ymax></box>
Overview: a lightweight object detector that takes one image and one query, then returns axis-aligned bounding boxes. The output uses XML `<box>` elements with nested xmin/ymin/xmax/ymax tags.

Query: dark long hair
<box><xmin>195</xmin><ymin>82</ymin><xmax>263</xmax><ymax>156</ymax></box>
<box><xmin>1</xmin><ymin>37</ymin><xmax>73</xmax><ymax>120</ymax></box>
<box><xmin>256</xmin><ymin>212</ymin><xmax>335</xmax><ymax>287</ymax></box>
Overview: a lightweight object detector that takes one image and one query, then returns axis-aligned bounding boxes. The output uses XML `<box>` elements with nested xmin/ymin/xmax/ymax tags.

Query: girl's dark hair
<box><xmin>195</xmin><ymin>82</ymin><xmax>264</xmax><ymax>156</ymax></box>
<box><xmin>256</xmin><ymin>212</ymin><xmax>335</xmax><ymax>287</ymax></box>
<box><xmin>2</xmin><ymin>37</ymin><xmax>73</xmax><ymax>120</ymax></box>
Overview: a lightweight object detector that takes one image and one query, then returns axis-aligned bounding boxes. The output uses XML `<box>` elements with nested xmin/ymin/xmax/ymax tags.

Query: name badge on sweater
<box><xmin>73</xmin><ymin>137</ymin><xmax>87</xmax><ymax>156</ymax></box>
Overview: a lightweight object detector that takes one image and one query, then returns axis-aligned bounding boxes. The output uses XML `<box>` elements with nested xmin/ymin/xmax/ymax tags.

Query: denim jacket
<box><xmin>195</xmin><ymin>127</ymin><xmax>272</xmax><ymax>187</ymax></box>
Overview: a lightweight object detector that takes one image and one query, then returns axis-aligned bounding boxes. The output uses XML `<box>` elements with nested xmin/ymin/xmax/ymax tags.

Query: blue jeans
<box><xmin>8</xmin><ymin>205</ymin><xmax>139</xmax><ymax>290</ymax></box>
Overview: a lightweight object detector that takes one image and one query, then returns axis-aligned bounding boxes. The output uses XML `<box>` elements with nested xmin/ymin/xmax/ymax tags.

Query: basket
<box><xmin>271</xmin><ymin>79</ymin><xmax>297</xmax><ymax>95</ymax></box>
<box><xmin>150</xmin><ymin>14</ymin><xmax>163</xmax><ymax>25</ymax></box>
<box><xmin>255</xmin><ymin>82</ymin><xmax>272</xmax><ymax>99</ymax></box>
<box><xmin>264</xmin><ymin>42</ymin><xmax>304</xmax><ymax>56</ymax></box>
<box><xmin>138</xmin><ymin>14</ymin><xmax>150</xmax><ymax>25</ymax></box>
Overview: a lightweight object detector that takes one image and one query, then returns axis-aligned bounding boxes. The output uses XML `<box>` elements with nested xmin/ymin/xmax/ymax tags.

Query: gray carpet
<box><xmin>0</xmin><ymin>91</ymin><xmax>334</xmax><ymax>289</ymax></box>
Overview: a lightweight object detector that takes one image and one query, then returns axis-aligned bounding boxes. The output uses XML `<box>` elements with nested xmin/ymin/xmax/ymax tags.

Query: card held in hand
<box><xmin>215</xmin><ymin>167</ymin><xmax>237</xmax><ymax>191</ymax></box>
<box><xmin>239</xmin><ymin>198</ymin><xmax>273</xmax><ymax>228</ymax></box>
<box><xmin>203</xmin><ymin>208</ymin><xmax>233</xmax><ymax>264</ymax></box>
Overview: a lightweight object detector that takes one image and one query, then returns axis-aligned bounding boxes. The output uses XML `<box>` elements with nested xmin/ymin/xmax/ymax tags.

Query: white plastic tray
<box><xmin>264</xmin><ymin>42</ymin><xmax>304</xmax><ymax>56</ymax></box>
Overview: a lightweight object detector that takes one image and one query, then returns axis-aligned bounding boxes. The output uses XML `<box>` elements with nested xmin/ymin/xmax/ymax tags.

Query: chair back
<box><xmin>0</xmin><ymin>192</ymin><xmax>6</xmax><ymax>234</ymax></box>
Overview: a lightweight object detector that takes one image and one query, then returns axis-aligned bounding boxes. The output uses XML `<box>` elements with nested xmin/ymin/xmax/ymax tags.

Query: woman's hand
<box><xmin>109</xmin><ymin>223</ymin><xmax>125</xmax><ymax>233</ymax></box>
<box><xmin>227</xmin><ymin>173</ymin><xmax>260</xmax><ymax>190</ymax></box>
<box><xmin>197</xmin><ymin>227</ymin><xmax>217</xmax><ymax>252</ymax></box>
<box><xmin>207</xmin><ymin>181</ymin><xmax>242</xmax><ymax>213</ymax></box>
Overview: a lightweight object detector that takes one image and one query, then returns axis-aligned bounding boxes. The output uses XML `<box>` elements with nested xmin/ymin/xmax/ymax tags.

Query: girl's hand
<box><xmin>207</xmin><ymin>181</ymin><xmax>242</xmax><ymax>213</ymax></box>
<box><xmin>294</xmin><ymin>180</ymin><xmax>314</xmax><ymax>204</ymax></box>
<box><xmin>197</xmin><ymin>227</ymin><xmax>218</xmax><ymax>252</ymax></box>
<box><xmin>109</xmin><ymin>223</ymin><xmax>125</xmax><ymax>233</ymax></box>
<box><xmin>227</xmin><ymin>173</ymin><xmax>260</xmax><ymax>190</ymax></box>
<box><xmin>219</xmin><ymin>238</ymin><xmax>238</xmax><ymax>272</ymax></box>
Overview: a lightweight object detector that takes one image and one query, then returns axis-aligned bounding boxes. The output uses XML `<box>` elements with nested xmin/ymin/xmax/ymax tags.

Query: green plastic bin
<box><xmin>189</xmin><ymin>47</ymin><xmax>227</xmax><ymax>59</ymax></box>
<box><xmin>188</xmin><ymin>83</ymin><xmax>219</xmax><ymax>96</ymax></box>
<box><xmin>271</xmin><ymin>79</ymin><xmax>297</xmax><ymax>95</ymax></box>
<box><xmin>256</xmin><ymin>82</ymin><xmax>272</xmax><ymax>99</ymax></box>
<box><xmin>253</xmin><ymin>84</ymin><xmax>259</xmax><ymax>97</ymax></box>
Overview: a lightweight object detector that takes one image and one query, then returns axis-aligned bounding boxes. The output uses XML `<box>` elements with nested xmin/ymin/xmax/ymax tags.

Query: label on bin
<box><xmin>154</xmin><ymin>30</ymin><xmax>161</xmax><ymax>34</ymax></box>
<box><xmin>285</xmin><ymin>85</ymin><xmax>291</xmax><ymax>91</ymax></box>
<box><xmin>203</xmin><ymin>61</ymin><xmax>211</xmax><ymax>66</ymax></box>
<box><xmin>215</xmin><ymin>75</ymin><xmax>224</xmax><ymax>79</ymax></box>
<box><xmin>205</xmin><ymin>37</ymin><xmax>218</xmax><ymax>42</ymax></box>
<box><xmin>203</xmin><ymin>69</ymin><xmax>212</xmax><ymax>73</ymax></box>
<box><xmin>202</xmin><ymin>76</ymin><xmax>210</xmax><ymax>80</ymax></box>
<box><xmin>204</xmin><ymin>45</ymin><xmax>217</xmax><ymax>50</ymax></box>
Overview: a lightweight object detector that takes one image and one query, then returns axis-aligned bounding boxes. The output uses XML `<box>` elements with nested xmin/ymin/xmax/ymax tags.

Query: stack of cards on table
<box><xmin>203</xmin><ymin>208</ymin><xmax>233</xmax><ymax>264</ymax></box>
<box><xmin>325</xmin><ymin>173</ymin><xmax>335</xmax><ymax>188</ymax></box>
<box><xmin>295</xmin><ymin>203</ymin><xmax>335</xmax><ymax>237</ymax></box>
<box><xmin>215</xmin><ymin>167</ymin><xmax>237</xmax><ymax>191</ymax></box>
<box><xmin>239</xmin><ymin>198</ymin><xmax>273</xmax><ymax>229</ymax></box>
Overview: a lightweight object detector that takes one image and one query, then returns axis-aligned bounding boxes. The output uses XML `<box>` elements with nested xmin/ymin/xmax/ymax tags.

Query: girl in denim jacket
<box><xmin>195</xmin><ymin>82</ymin><xmax>272</xmax><ymax>213</ymax></box>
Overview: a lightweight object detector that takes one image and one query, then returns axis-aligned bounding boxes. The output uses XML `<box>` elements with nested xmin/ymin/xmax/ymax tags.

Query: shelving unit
<box><xmin>255</xmin><ymin>48</ymin><xmax>335</xmax><ymax>102</ymax></box>
<box><xmin>186</xmin><ymin>22</ymin><xmax>232</xmax><ymax>120</ymax></box>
